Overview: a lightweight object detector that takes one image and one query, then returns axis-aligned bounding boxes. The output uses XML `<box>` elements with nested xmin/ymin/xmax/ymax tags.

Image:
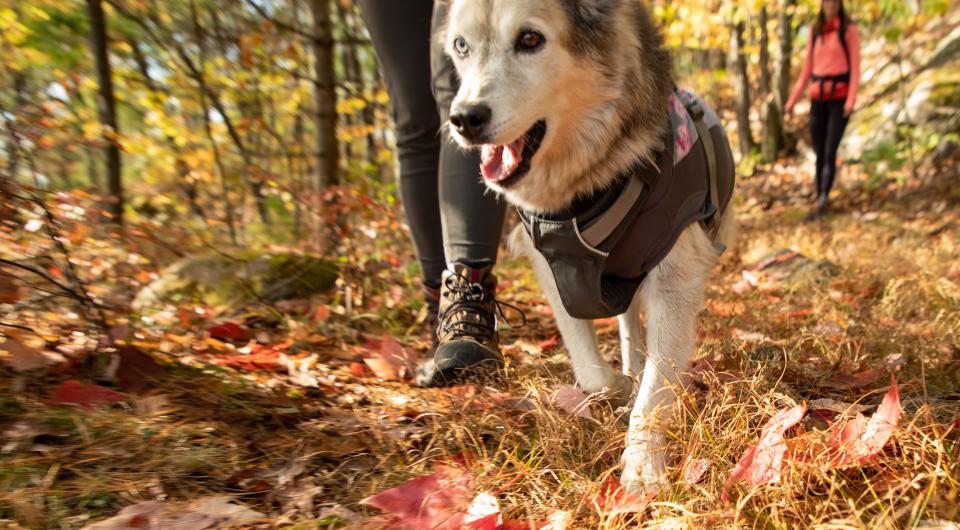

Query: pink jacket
<box><xmin>787</xmin><ymin>18</ymin><xmax>861</xmax><ymax>113</ymax></box>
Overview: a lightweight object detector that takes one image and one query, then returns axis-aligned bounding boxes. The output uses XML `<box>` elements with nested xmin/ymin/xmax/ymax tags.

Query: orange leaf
<box><xmin>213</xmin><ymin>348</ymin><xmax>283</xmax><ymax>371</ymax></box>
<box><xmin>349</xmin><ymin>361</ymin><xmax>368</xmax><ymax>377</ymax></box>
<box><xmin>722</xmin><ymin>404</ymin><xmax>806</xmax><ymax>502</ymax></box>
<box><xmin>360</xmin><ymin>334</ymin><xmax>416</xmax><ymax>381</ymax></box>
<box><xmin>588</xmin><ymin>475</ymin><xmax>655</xmax><ymax>516</ymax></box>
<box><xmin>314</xmin><ymin>304</ymin><xmax>330</xmax><ymax>323</ymax></box>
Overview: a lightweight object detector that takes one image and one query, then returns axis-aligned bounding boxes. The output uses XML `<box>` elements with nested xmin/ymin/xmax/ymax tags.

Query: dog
<box><xmin>435</xmin><ymin>0</ymin><xmax>737</xmax><ymax>494</ymax></box>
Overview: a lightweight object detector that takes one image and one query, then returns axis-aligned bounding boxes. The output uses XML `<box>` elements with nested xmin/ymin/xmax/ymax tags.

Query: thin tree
<box><xmin>86</xmin><ymin>0</ymin><xmax>124</xmax><ymax>225</ymax></box>
<box><xmin>732</xmin><ymin>13</ymin><xmax>756</xmax><ymax>159</ymax></box>
<box><xmin>310</xmin><ymin>0</ymin><xmax>339</xmax><ymax>190</ymax></box>
<box><xmin>759</xmin><ymin>5</ymin><xmax>783</xmax><ymax>161</ymax></box>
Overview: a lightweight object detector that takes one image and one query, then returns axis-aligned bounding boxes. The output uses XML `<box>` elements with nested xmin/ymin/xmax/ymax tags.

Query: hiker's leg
<box><xmin>359</xmin><ymin>0</ymin><xmax>446</xmax><ymax>286</ymax></box>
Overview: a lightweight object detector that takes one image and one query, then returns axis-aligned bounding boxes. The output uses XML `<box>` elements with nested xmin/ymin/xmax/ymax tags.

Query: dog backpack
<box><xmin>518</xmin><ymin>90</ymin><xmax>735</xmax><ymax>320</ymax></box>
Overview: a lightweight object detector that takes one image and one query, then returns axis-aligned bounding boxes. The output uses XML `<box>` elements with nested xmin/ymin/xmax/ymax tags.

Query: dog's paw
<box><xmin>620</xmin><ymin>445</ymin><xmax>668</xmax><ymax>495</ymax></box>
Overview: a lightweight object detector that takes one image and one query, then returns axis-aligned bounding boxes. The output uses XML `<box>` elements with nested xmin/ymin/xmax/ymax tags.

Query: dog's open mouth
<box><xmin>480</xmin><ymin>120</ymin><xmax>546</xmax><ymax>188</ymax></box>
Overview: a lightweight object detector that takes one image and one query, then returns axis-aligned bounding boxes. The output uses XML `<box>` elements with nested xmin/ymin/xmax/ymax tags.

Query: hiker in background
<box><xmin>786</xmin><ymin>0</ymin><xmax>861</xmax><ymax>220</ymax></box>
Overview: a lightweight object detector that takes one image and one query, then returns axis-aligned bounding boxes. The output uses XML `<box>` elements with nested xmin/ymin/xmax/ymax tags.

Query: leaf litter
<box><xmin>3</xmin><ymin>145</ymin><xmax>960</xmax><ymax>529</ymax></box>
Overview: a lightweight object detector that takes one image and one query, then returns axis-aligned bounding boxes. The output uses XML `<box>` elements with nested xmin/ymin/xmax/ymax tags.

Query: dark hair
<box><xmin>814</xmin><ymin>0</ymin><xmax>852</xmax><ymax>41</ymax></box>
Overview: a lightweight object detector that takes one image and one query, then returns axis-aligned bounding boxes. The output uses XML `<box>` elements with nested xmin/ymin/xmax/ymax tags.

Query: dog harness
<box><xmin>518</xmin><ymin>90</ymin><xmax>735</xmax><ymax>319</ymax></box>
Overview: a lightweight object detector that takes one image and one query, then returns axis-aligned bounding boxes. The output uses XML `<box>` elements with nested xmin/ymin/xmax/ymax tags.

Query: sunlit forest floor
<box><xmin>2</xmin><ymin>155</ymin><xmax>960</xmax><ymax>528</ymax></box>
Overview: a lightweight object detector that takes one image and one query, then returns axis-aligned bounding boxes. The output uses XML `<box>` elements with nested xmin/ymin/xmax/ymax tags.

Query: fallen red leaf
<box><xmin>468</xmin><ymin>515</ymin><xmax>543</xmax><ymax>530</ymax></box>
<box><xmin>537</xmin><ymin>335</ymin><xmax>560</xmax><ymax>350</ymax></box>
<box><xmin>550</xmin><ymin>385</ymin><xmax>594</xmax><ymax>420</ymax></box>
<box><xmin>722</xmin><ymin>404</ymin><xmax>807</xmax><ymax>502</ymax></box>
<box><xmin>111</xmin><ymin>346</ymin><xmax>166</xmax><ymax>392</ymax></box>
<box><xmin>799</xmin><ymin>377</ymin><xmax>901</xmax><ymax>466</ymax></box>
<box><xmin>681</xmin><ymin>457</ymin><xmax>712</xmax><ymax>485</ymax></box>
<box><xmin>360</xmin><ymin>464</ymin><xmax>476</xmax><ymax>530</ymax></box>
<box><xmin>588</xmin><ymin>475</ymin><xmax>655</xmax><ymax>516</ymax></box>
<box><xmin>208</xmin><ymin>322</ymin><xmax>251</xmax><ymax>342</ymax></box>
<box><xmin>821</xmin><ymin>368</ymin><xmax>884</xmax><ymax>390</ymax></box>
<box><xmin>360</xmin><ymin>334</ymin><xmax>416</xmax><ymax>381</ymax></box>
<box><xmin>213</xmin><ymin>344</ymin><xmax>286</xmax><ymax>371</ymax></box>
<box><xmin>314</xmin><ymin>304</ymin><xmax>331</xmax><ymax>323</ymax></box>
<box><xmin>47</xmin><ymin>380</ymin><xmax>125</xmax><ymax>410</ymax></box>
<box><xmin>350</xmin><ymin>361</ymin><xmax>368</xmax><ymax>377</ymax></box>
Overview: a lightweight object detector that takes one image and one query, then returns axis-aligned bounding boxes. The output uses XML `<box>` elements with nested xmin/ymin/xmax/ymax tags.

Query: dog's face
<box><xmin>443</xmin><ymin>0</ymin><xmax>629</xmax><ymax>212</ymax></box>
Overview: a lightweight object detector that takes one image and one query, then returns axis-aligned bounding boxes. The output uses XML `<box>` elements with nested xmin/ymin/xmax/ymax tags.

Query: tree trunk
<box><xmin>759</xmin><ymin>6</ymin><xmax>782</xmax><ymax>162</ymax></box>
<box><xmin>5</xmin><ymin>72</ymin><xmax>26</xmax><ymax>181</ymax></box>
<box><xmin>293</xmin><ymin>110</ymin><xmax>307</xmax><ymax>241</ymax></box>
<box><xmin>777</xmin><ymin>0</ymin><xmax>796</xmax><ymax>112</ymax></box>
<box><xmin>310</xmin><ymin>0</ymin><xmax>339</xmax><ymax>188</ymax></box>
<box><xmin>732</xmin><ymin>17</ymin><xmax>756</xmax><ymax>159</ymax></box>
<box><xmin>86</xmin><ymin>0</ymin><xmax>123</xmax><ymax>225</ymax></box>
<box><xmin>773</xmin><ymin>0</ymin><xmax>795</xmax><ymax>155</ymax></box>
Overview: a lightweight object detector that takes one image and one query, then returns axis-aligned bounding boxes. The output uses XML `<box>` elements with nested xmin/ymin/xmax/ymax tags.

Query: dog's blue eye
<box><xmin>454</xmin><ymin>36</ymin><xmax>470</xmax><ymax>57</ymax></box>
<box><xmin>516</xmin><ymin>30</ymin><xmax>545</xmax><ymax>53</ymax></box>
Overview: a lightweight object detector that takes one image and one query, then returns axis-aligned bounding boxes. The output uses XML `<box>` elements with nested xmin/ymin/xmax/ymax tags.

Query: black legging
<box><xmin>810</xmin><ymin>99</ymin><xmax>850</xmax><ymax>199</ymax></box>
<box><xmin>358</xmin><ymin>0</ymin><xmax>506</xmax><ymax>287</ymax></box>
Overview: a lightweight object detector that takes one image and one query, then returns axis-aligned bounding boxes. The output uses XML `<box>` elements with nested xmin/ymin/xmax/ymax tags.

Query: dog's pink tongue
<box><xmin>480</xmin><ymin>138</ymin><xmax>524</xmax><ymax>183</ymax></box>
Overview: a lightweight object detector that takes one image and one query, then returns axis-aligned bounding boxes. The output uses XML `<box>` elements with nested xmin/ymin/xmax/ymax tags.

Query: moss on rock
<box><xmin>133</xmin><ymin>253</ymin><xmax>338</xmax><ymax>311</ymax></box>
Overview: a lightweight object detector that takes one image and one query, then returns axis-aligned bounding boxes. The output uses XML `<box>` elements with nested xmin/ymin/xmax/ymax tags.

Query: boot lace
<box><xmin>439</xmin><ymin>273</ymin><xmax>526</xmax><ymax>340</ymax></box>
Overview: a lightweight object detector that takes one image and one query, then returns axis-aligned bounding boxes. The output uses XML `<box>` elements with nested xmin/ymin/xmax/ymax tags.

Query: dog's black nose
<box><xmin>449</xmin><ymin>104</ymin><xmax>492</xmax><ymax>141</ymax></box>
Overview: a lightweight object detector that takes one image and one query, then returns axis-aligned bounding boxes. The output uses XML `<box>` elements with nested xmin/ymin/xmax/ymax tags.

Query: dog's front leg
<box><xmin>522</xmin><ymin>234</ymin><xmax>630</xmax><ymax>401</ymax></box>
<box><xmin>620</xmin><ymin>228</ymin><xmax>714</xmax><ymax>494</ymax></box>
<box><xmin>617</xmin><ymin>300</ymin><xmax>644</xmax><ymax>376</ymax></box>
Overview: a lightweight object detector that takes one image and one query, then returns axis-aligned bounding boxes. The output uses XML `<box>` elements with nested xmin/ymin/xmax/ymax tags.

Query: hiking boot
<box><xmin>416</xmin><ymin>263</ymin><xmax>506</xmax><ymax>387</ymax></box>
<box><xmin>423</xmin><ymin>284</ymin><xmax>441</xmax><ymax>352</ymax></box>
<box><xmin>806</xmin><ymin>195</ymin><xmax>828</xmax><ymax>221</ymax></box>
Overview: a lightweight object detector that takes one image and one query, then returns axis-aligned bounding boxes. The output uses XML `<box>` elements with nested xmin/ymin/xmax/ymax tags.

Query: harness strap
<box><xmin>580</xmin><ymin>170</ymin><xmax>648</xmax><ymax>248</ymax></box>
<box><xmin>686</xmin><ymin>100</ymin><xmax>721</xmax><ymax>239</ymax></box>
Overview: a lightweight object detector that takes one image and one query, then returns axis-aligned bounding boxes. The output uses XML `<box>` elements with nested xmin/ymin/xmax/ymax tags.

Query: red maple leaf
<box><xmin>588</xmin><ymin>475</ymin><xmax>655</xmax><ymax>517</ymax></box>
<box><xmin>46</xmin><ymin>380</ymin><xmax>125</xmax><ymax>410</ymax></box>
<box><xmin>208</xmin><ymin>322</ymin><xmax>251</xmax><ymax>342</ymax></box>
<box><xmin>722</xmin><ymin>404</ymin><xmax>807</xmax><ymax>502</ymax></box>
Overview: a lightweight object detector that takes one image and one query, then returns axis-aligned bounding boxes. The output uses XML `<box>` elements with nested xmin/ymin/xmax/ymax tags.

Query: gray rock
<box><xmin>133</xmin><ymin>253</ymin><xmax>338</xmax><ymax>311</ymax></box>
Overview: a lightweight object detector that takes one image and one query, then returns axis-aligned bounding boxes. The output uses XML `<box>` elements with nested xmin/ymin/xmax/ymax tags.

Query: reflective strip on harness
<box><xmin>580</xmin><ymin>172</ymin><xmax>647</xmax><ymax>248</ymax></box>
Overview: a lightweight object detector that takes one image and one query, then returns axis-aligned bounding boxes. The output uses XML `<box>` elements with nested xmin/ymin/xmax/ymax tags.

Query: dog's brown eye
<box><xmin>516</xmin><ymin>30</ymin><xmax>545</xmax><ymax>53</ymax></box>
<box><xmin>454</xmin><ymin>36</ymin><xmax>470</xmax><ymax>57</ymax></box>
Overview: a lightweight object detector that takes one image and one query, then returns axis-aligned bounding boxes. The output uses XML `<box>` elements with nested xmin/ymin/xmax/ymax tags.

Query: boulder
<box><xmin>751</xmin><ymin>249</ymin><xmax>840</xmax><ymax>290</ymax></box>
<box><xmin>133</xmin><ymin>253</ymin><xmax>338</xmax><ymax>311</ymax></box>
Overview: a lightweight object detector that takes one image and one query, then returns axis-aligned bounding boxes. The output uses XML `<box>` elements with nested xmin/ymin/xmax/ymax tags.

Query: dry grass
<box><xmin>2</xmin><ymin>162</ymin><xmax>960</xmax><ymax>529</ymax></box>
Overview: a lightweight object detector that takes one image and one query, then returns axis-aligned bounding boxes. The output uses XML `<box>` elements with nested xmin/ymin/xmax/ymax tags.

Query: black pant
<box><xmin>810</xmin><ymin>99</ymin><xmax>849</xmax><ymax>199</ymax></box>
<box><xmin>358</xmin><ymin>0</ymin><xmax>506</xmax><ymax>287</ymax></box>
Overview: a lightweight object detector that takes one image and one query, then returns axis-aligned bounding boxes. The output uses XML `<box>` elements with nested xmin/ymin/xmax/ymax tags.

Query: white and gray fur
<box><xmin>439</xmin><ymin>0</ymin><xmax>737</xmax><ymax>494</ymax></box>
